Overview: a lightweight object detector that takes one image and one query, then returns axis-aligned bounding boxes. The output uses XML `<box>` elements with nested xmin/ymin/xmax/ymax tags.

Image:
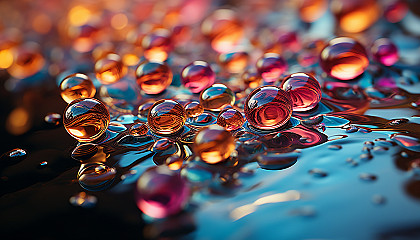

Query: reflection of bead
<box><xmin>184</xmin><ymin>101</ymin><xmax>204</xmax><ymax>118</ymax></box>
<box><xmin>200</xmin><ymin>84</ymin><xmax>235</xmax><ymax>111</ymax></box>
<box><xmin>256</xmin><ymin>53</ymin><xmax>287</xmax><ymax>83</ymax></box>
<box><xmin>193</xmin><ymin>125</ymin><xmax>235</xmax><ymax>164</ymax></box>
<box><xmin>63</xmin><ymin>98</ymin><xmax>110</xmax><ymax>142</ymax></box>
<box><xmin>95</xmin><ymin>53</ymin><xmax>126</xmax><ymax>84</ymax></box>
<box><xmin>135</xmin><ymin>61</ymin><xmax>172</xmax><ymax>94</ymax></box>
<box><xmin>371</xmin><ymin>38</ymin><xmax>398</xmax><ymax>66</ymax></box>
<box><xmin>129</xmin><ymin>123</ymin><xmax>148</xmax><ymax>136</ymax></box>
<box><xmin>148</xmin><ymin>99</ymin><xmax>187</xmax><ymax>135</ymax></box>
<box><xmin>280</xmin><ymin>72</ymin><xmax>321</xmax><ymax>111</ymax></box>
<box><xmin>244</xmin><ymin>86</ymin><xmax>292</xmax><ymax>130</ymax></box>
<box><xmin>135</xmin><ymin>166</ymin><xmax>189</xmax><ymax>218</ymax></box>
<box><xmin>217</xmin><ymin>108</ymin><xmax>244</xmax><ymax>131</ymax></box>
<box><xmin>181</xmin><ymin>61</ymin><xmax>215</xmax><ymax>93</ymax></box>
<box><xmin>60</xmin><ymin>73</ymin><xmax>96</xmax><ymax>103</ymax></box>
<box><xmin>320</xmin><ymin>37</ymin><xmax>369</xmax><ymax>80</ymax></box>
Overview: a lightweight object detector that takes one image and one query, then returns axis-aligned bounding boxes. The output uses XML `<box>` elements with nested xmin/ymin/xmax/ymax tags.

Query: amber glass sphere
<box><xmin>184</xmin><ymin>101</ymin><xmax>204</xmax><ymax>118</ymax></box>
<box><xmin>135</xmin><ymin>61</ymin><xmax>172</xmax><ymax>94</ymax></box>
<box><xmin>244</xmin><ymin>86</ymin><xmax>292</xmax><ymax>130</ymax></box>
<box><xmin>147</xmin><ymin>99</ymin><xmax>187</xmax><ymax>135</ymax></box>
<box><xmin>256</xmin><ymin>53</ymin><xmax>288</xmax><ymax>83</ymax></box>
<box><xmin>8</xmin><ymin>43</ymin><xmax>45</xmax><ymax>79</ymax></box>
<box><xmin>280</xmin><ymin>72</ymin><xmax>322</xmax><ymax>112</ymax></box>
<box><xmin>298</xmin><ymin>0</ymin><xmax>328</xmax><ymax>23</ymax></box>
<box><xmin>181</xmin><ymin>61</ymin><xmax>215</xmax><ymax>94</ymax></box>
<box><xmin>142</xmin><ymin>28</ymin><xmax>173</xmax><ymax>62</ymax></box>
<box><xmin>193</xmin><ymin>125</ymin><xmax>235</xmax><ymax>164</ymax></box>
<box><xmin>331</xmin><ymin>0</ymin><xmax>380</xmax><ymax>33</ymax></box>
<box><xmin>200</xmin><ymin>84</ymin><xmax>235</xmax><ymax>111</ymax></box>
<box><xmin>218</xmin><ymin>51</ymin><xmax>249</xmax><ymax>74</ymax></box>
<box><xmin>95</xmin><ymin>53</ymin><xmax>126</xmax><ymax>85</ymax></box>
<box><xmin>242</xmin><ymin>70</ymin><xmax>263</xmax><ymax>89</ymax></box>
<box><xmin>63</xmin><ymin>98</ymin><xmax>110</xmax><ymax>142</ymax></box>
<box><xmin>60</xmin><ymin>73</ymin><xmax>96</xmax><ymax>103</ymax></box>
<box><xmin>217</xmin><ymin>108</ymin><xmax>245</xmax><ymax>131</ymax></box>
<box><xmin>320</xmin><ymin>37</ymin><xmax>369</xmax><ymax>80</ymax></box>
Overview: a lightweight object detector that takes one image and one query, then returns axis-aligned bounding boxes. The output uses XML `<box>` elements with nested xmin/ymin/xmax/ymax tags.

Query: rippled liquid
<box><xmin>256</xmin><ymin>53</ymin><xmax>287</xmax><ymax>83</ymax></box>
<box><xmin>185</xmin><ymin>101</ymin><xmax>204</xmax><ymax>118</ymax></box>
<box><xmin>371</xmin><ymin>38</ymin><xmax>399</xmax><ymax>66</ymax></box>
<box><xmin>200</xmin><ymin>84</ymin><xmax>235</xmax><ymax>111</ymax></box>
<box><xmin>95</xmin><ymin>53</ymin><xmax>126</xmax><ymax>84</ymax></box>
<box><xmin>320</xmin><ymin>37</ymin><xmax>369</xmax><ymax>80</ymax></box>
<box><xmin>193</xmin><ymin>125</ymin><xmax>235</xmax><ymax>164</ymax></box>
<box><xmin>244</xmin><ymin>86</ymin><xmax>293</xmax><ymax>130</ymax></box>
<box><xmin>142</xmin><ymin>29</ymin><xmax>173</xmax><ymax>62</ymax></box>
<box><xmin>217</xmin><ymin>108</ymin><xmax>245</xmax><ymax>131</ymax></box>
<box><xmin>59</xmin><ymin>73</ymin><xmax>96</xmax><ymax>103</ymax></box>
<box><xmin>331</xmin><ymin>0</ymin><xmax>380</xmax><ymax>33</ymax></box>
<box><xmin>147</xmin><ymin>99</ymin><xmax>187</xmax><ymax>135</ymax></box>
<box><xmin>136</xmin><ymin>61</ymin><xmax>172</xmax><ymax>94</ymax></box>
<box><xmin>63</xmin><ymin>98</ymin><xmax>110</xmax><ymax>142</ymax></box>
<box><xmin>218</xmin><ymin>51</ymin><xmax>249</xmax><ymax>74</ymax></box>
<box><xmin>181</xmin><ymin>61</ymin><xmax>215</xmax><ymax>93</ymax></box>
<box><xmin>280</xmin><ymin>72</ymin><xmax>322</xmax><ymax>111</ymax></box>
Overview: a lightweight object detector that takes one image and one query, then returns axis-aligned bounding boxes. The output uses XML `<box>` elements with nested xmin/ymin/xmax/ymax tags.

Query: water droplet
<box><xmin>359</xmin><ymin>173</ymin><xmax>378</xmax><ymax>182</ymax></box>
<box><xmin>328</xmin><ymin>145</ymin><xmax>342</xmax><ymax>150</ymax></box>
<box><xmin>345</xmin><ymin>125</ymin><xmax>359</xmax><ymax>133</ymax></box>
<box><xmin>108</xmin><ymin>121</ymin><xmax>127</xmax><ymax>132</ymax></box>
<box><xmin>364</xmin><ymin>141</ymin><xmax>374</xmax><ymax>148</ymax></box>
<box><xmin>372</xmin><ymin>146</ymin><xmax>389</xmax><ymax>153</ymax></box>
<box><xmin>150</xmin><ymin>138</ymin><xmax>182</xmax><ymax>165</ymax></box>
<box><xmin>69</xmin><ymin>192</ymin><xmax>97</xmax><ymax>208</ymax></box>
<box><xmin>309</xmin><ymin>168</ymin><xmax>328</xmax><ymax>178</ymax></box>
<box><xmin>44</xmin><ymin>113</ymin><xmax>62</xmax><ymax>126</ymax></box>
<box><xmin>388</xmin><ymin>118</ymin><xmax>409</xmax><ymax>126</ymax></box>
<box><xmin>256</xmin><ymin>151</ymin><xmax>299</xmax><ymax>170</ymax></box>
<box><xmin>359</xmin><ymin>153</ymin><xmax>373</xmax><ymax>161</ymax></box>
<box><xmin>401</xmin><ymin>151</ymin><xmax>409</xmax><ymax>158</ymax></box>
<box><xmin>117</xmin><ymin>135</ymin><xmax>154</xmax><ymax>148</ymax></box>
<box><xmin>375</xmin><ymin>138</ymin><xmax>397</xmax><ymax>147</ymax></box>
<box><xmin>390</xmin><ymin>134</ymin><xmax>420</xmax><ymax>152</ymax></box>
<box><xmin>327</xmin><ymin>135</ymin><xmax>348</xmax><ymax>141</ymax></box>
<box><xmin>77</xmin><ymin>163</ymin><xmax>116</xmax><ymax>191</ymax></box>
<box><xmin>38</xmin><ymin>161</ymin><xmax>48</xmax><ymax>167</ymax></box>
<box><xmin>1</xmin><ymin>148</ymin><xmax>27</xmax><ymax>166</ymax></box>
<box><xmin>301</xmin><ymin>115</ymin><xmax>324</xmax><ymax>127</ymax></box>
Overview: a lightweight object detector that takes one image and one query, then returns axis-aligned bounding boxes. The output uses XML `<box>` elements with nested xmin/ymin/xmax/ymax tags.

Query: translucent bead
<box><xmin>192</xmin><ymin>125</ymin><xmax>235</xmax><ymax>164</ymax></box>
<box><xmin>217</xmin><ymin>108</ymin><xmax>245</xmax><ymax>131</ymax></box>
<box><xmin>242</xmin><ymin>70</ymin><xmax>262</xmax><ymax>89</ymax></box>
<box><xmin>320</xmin><ymin>37</ymin><xmax>369</xmax><ymax>80</ymax></box>
<box><xmin>280</xmin><ymin>72</ymin><xmax>322</xmax><ymax>111</ymax></box>
<box><xmin>244</xmin><ymin>86</ymin><xmax>293</xmax><ymax>130</ymax></box>
<box><xmin>256</xmin><ymin>53</ymin><xmax>288</xmax><ymax>83</ymax></box>
<box><xmin>77</xmin><ymin>162</ymin><xmax>116</xmax><ymax>191</ymax></box>
<box><xmin>135</xmin><ymin>61</ymin><xmax>172</xmax><ymax>94</ymax></box>
<box><xmin>331</xmin><ymin>0</ymin><xmax>380</xmax><ymax>33</ymax></box>
<box><xmin>184</xmin><ymin>101</ymin><xmax>204</xmax><ymax>118</ymax></box>
<box><xmin>200</xmin><ymin>84</ymin><xmax>235</xmax><ymax>111</ymax></box>
<box><xmin>95</xmin><ymin>53</ymin><xmax>126</xmax><ymax>85</ymax></box>
<box><xmin>8</xmin><ymin>42</ymin><xmax>45</xmax><ymax>79</ymax></box>
<box><xmin>59</xmin><ymin>73</ymin><xmax>96</xmax><ymax>103</ymax></box>
<box><xmin>181</xmin><ymin>61</ymin><xmax>215</xmax><ymax>94</ymax></box>
<box><xmin>298</xmin><ymin>0</ymin><xmax>328</xmax><ymax>23</ymax></box>
<box><xmin>384</xmin><ymin>0</ymin><xmax>408</xmax><ymax>23</ymax></box>
<box><xmin>129</xmin><ymin>123</ymin><xmax>148</xmax><ymax>136</ymax></box>
<box><xmin>148</xmin><ymin>99</ymin><xmax>187</xmax><ymax>135</ymax></box>
<box><xmin>135</xmin><ymin>166</ymin><xmax>189</xmax><ymax>218</ymax></box>
<box><xmin>138</xmin><ymin>101</ymin><xmax>155</xmax><ymax>119</ymax></box>
<box><xmin>150</xmin><ymin>138</ymin><xmax>181</xmax><ymax>165</ymax></box>
<box><xmin>63</xmin><ymin>98</ymin><xmax>110</xmax><ymax>142</ymax></box>
<box><xmin>371</xmin><ymin>38</ymin><xmax>399</xmax><ymax>66</ymax></box>
<box><xmin>142</xmin><ymin>28</ymin><xmax>173</xmax><ymax>62</ymax></box>
<box><xmin>218</xmin><ymin>51</ymin><xmax>249</xmax><ymax>74</ymax></box>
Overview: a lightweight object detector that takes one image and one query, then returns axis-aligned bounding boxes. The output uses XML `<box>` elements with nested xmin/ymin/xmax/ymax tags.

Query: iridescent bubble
<box><xmin>256</xmin><ymin>53</ymin><xmax>288</xmax><ymax>83</ymax></box>
<box><xmin>199</xmin><ymin>84</ymin><xmax>235</xmax><ymax>111</ymax></box>
<box><xmin>63</xmin><ymin>98</ymin><xmax>110</xmax><ymax>142</ymax></box>
<box><xmin>244</xmin><ymin>86</ymin><xmax>293</xmax><ymax>130</ymax></box>
<box><xmin>217</xmin><ymin>108</ymin><xmax>244</xmax><ymax>131</ymax></box>
<box><xmin>184</xmin><ymin>101</ymin><xmax>204</xmax><ymax>118</ymax></box>
<box><xmin>135</xmin><ymin>166</ymin><xmax>189</xmax><ymax>218</ymax></box>
<box><xmin>181</xmin><ymin>61</ymin><xmax>215</xmax><ymax>94</ymax></box>
<box><xmin>371</xmin><ymin>38</ymin><xmax>399</xmax><ymax>66</ymax></box>
<box><xmin>77</xmin><ymin>162</ymin><xmax>116</xmax><ymax>191</ymax></box>
<box><xmin>148</xmin><ymin>99</ymin><xmax>187</xmax><ymax>135</ymax></box>
<box><xmin>135</xmin><ymin>61</ymin><xmax>172</xmax><ymax>95</ymax></box>
<box><xmin>280</xmin><ymin>72</ymin><xmax>322</xmax><ymax>112</ymax></box>
<box><xmin>95</xmin><ymin>53</ymin><xmax>126</xmax><ymax>85</ymax></box>
<box><xmin>59</xmin><ymin>73</ymin><xmax>96</xmax><ymax>103</ymax></box>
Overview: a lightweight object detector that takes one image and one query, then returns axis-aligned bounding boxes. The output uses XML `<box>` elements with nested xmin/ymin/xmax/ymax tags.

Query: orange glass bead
<box><xmin>129</xmin><ymin>123</ymin><xmax>148</xmax><ymax>136</ymax></box>
<box><xmin>217</xmin><ymin>108</ymin><xmax>245</xmax><ymax>131</ymax></box>
<box><xmin>331</xmin><ymin>0</ymin><xmax>380</xmax><ymax>33</ymax></box>
<box><xmin>148</xmin><ymin>99</ymin><xmax>187</xmax><ymax>135</ymax></box>
<box><xmin>8</xmin><ymin>42</ymin><xmax>45</xmax><ymax>79</ymax></box>
<box><xmin>95</xmin><ymin>53</ymin><xmax>126</xmax><ymax>85</ymax></box>
<box><xmin>297</xmin><ymin>0</ymin><xmax>328</xmax><ymax>23</ymax></box>
<box><xmin>184</xmin><ymin>101</ymin><xmax>204</xmax><ymax>118</ymax></box>
<box><xmin>200</xmin><ymin>84</ymin><xmax>235</xmax><ymax>111</ymax></box>
<box><xmin>60</xmin><ymin>73</ymin><xmax>96</xmax><ymax>103</ymax></box>
<box><xmin>242</xmin><ymin>70</ymin><xmax>263</xmax><ymax>89</ymax></box>
<box><xmin>135</xmin><ymin>61</ymin><xmax>173</xmax><ymax>94</ymax></box>
<box><xmin>218</xmin><ymin>51</ymin><xmax>249</xmax><ymax>74</ymax></box>
<box><xmin>142</xmin><ymin>28</ymin><xmax>173</xmax><ymax>62</ymax></box>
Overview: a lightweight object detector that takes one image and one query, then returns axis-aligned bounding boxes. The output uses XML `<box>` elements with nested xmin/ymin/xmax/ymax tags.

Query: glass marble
<box><xmin>192</xmin><ymin>125</ymin><xmax>235</xmax><ymax>164</ymax></box>
<box><xmin>384</xmin><ymin>0</ymin><xmax>408</xmax><ymax>23</ymax></box>
<box><xmin>138</xmin><ymin>101</ymin><xmax>155</xmax><ymax>120</ymax></box>
<box><xmin>135</xmin><ymin>166</ymin><xmax>189</xmax><ymax>218</ymax></box>
<box><xmin>148</xmin><ymin>99</ymin><xmax>187</xmax><ymax>135</ymax></box>
<box><xmin>371</xmin><ymin>38</ymin><xmax>399</xmax><ymax>66</ymax></box>
<box><xmin>129</xmin><ymin>123</ymin><xmax>148</xmax><ymax>136</ymax></box>
<box><xmin>8</xmin><ymin>43</ymin><xmax>45</xmax><ymax>79</ymax></box>
<box><xmin>95</xmin><ymin>53</ymin><xmax>126</xmax><ymax>85</ymax></box>
<box><xmin>184</xmin><ymin>101</ymin><xmax>204</xmax><ymax>118</ymax></box>
<box><xmin>165</xmin><ymin>155</ymin><xmax>184</xmax><ymax>170</ymax></box>
<box><xmin>242</xmin><ymin>70</ymin><xmax>262</xmax><ymax>89</ymax></box>
<box><xmin>135</xmin><ymin>61</ymin><xmax>172</xmax><ymax>95</ymax></box>
<box><xmin>150</xmin><ymin>138</ymin><xmax>181</xmax><ymax>165</ymax></box>
<box><xmin>217</xmin><ymin>108</ymin><xmax>245</xmax><ymax>131</ymax></box>
<box><xmin>331</xmin><ymin>0</ymin><xmax>380</xmax><ymax>33</ymax></box>
<box><xmin>77</xmin><ymin>162</ymin><xmax>116</xmax><ymax>191</ymax></box>
<box><xmin>142</xmin><ymin>28</ymin><xmax>173</xmax><ymax>62</ymax></box>
<box><xmin>181</xmin><ymin>61</ymin><xmax>215</xmax><ymax>94</ymax></box>
<box><xmin>218</xmin><ymin>51</ymin><xmax>249</xmax><ymax>74</ymax></box>
<box><xmin>297</xmin><ymin>0</ymin><xmax>328</xmax><ymax>23</ymax></box>
<box><xmin>59</xmin><ymin>73</ymin><xmax>96</xmax><ymax>103</ymax></box>
<box><xmin>320</xmin><ymin>37</ymin><xmax>369</xmax><ymax>80</ymax></box>
<box><xmin>256</xmin><ymin>53</ymin><xmax>288</xmax><ymax>83</ymax></box>
<box><xmin>280</xmin><ymin>72</ymin><xmax>322</xmax><ymax>112</ymax></box>
<box><xmin>63</xmin><ymin>98</ymin><xmax>110</xmax><ymax>142</ymax></box>
<box><xmin>244</xmin><ymin>86</ymin><xmax>293</xmax><ymax>130</ymax></box>
<box><xmin>199</xmin><ymin>84</ymin><xmax>235</xmax><ymax>111</ymax></box>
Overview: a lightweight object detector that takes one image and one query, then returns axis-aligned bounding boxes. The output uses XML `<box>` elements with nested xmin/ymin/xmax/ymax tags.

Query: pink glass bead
<box><xmin>181</xmin><ymin>61</ymin><xmax>215</xmax><ymax>93</ymax></box>
<box><xmin>256</xmin><ymin>53</ymin><xmax>288</xmax><ymax>83</ymax></box>
<box><xmin>135</xmin><ymin>61</ymin><xmax>173</xmax><ymax>94</ymax></box>
<box><xmin>371</xmin><ymin>38</ymin><xmax>399</xmax><ymax>66</ymax></box>
<box><xmin>148</xmin><ymin>99</ymin><xmax>187</xmax><ymax>135</ymax></box>
<box><xmin>217</xmin><ymin>108</ymin><xmax>245</xmax><ymax>131</ymax></box>
<box><xmin>320</xmin><ymin>37</ymin><xmax>369</xmax><ymax>80</ymax></box>
<box><xmin>244</xmin><ymin>86</ymin><xmax>292</xmax><ymax>130</ymax></box>
<box><xmin>280</xmin><ymin>72</ymin><xmax>322</xmax><ymax>112</ymax></box>
<box><xmin>384</xmin><ymin>0</ymin><xmax>408</xmax><ymax>23</ymax></box>
<box><xmin>135</xmin><ymin>166</ymin><xmax>189</xmax><ymax>218</ymax></box>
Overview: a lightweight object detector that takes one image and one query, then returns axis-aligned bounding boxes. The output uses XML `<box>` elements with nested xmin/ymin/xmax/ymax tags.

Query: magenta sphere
<box><xmin>181</xmin><ymin>61</ymin><xmax>215</xmax><ymax>93</ymax></box>
<box><xmin>371</xmin><ymin>38</ymin><xmax>399</xmax><ymax>66</ymax></box>
<box><xmin>256</xmin><ymin>53</ymin><xmax>288</xmax><ymax>83</ymax></box>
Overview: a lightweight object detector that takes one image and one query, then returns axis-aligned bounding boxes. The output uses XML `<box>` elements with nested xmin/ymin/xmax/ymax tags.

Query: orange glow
<box><xmin>0</xmin><ymin>49</ymin><xmax>14</xmax><ymax>69</ymax></box>
<box><xmin>340</xmin><ymin>10</ymin><xmax>378</xmax><ymax>33</ymax></box>
<box><xmin>73</xmin><ymin>37</ymin><xmax>94</xmax><ymax>53</ymax></box>
<box><xmin>6</xmin><ymin>107</ymin><xmax>31</xmax><ymax>135</ymax></box>
<box><xmin>298</xmin><ymin>0</ymin><xmax>327</xmax><ymax>23</ymax></box>
<box><xmin>32</xmin><ymin>13</ymin><xmax>52</xmax><ymax>34</ymax></box>
<box><xmin>111</xmin><ymin>13</ymin><xmax>128</xmax><ymax>30</ymax></box>
<box><xmin>144</xmin><ymin>48</ymin><xmax>168</xmax><ymax>62</ymax></box>
<box><xmin>332</xmin><ymin>0</ymin><xmax>380</xmax><ymax>33</ymax></box>
<box><xmin>122</xmin><ymin>53</ymin><xmax>139</xmax><ymax>66</ymax></box>
<box><xmin>68</xmin><ymin>6</ymin><xmax>91</xmax><ymax>26</ymax></box>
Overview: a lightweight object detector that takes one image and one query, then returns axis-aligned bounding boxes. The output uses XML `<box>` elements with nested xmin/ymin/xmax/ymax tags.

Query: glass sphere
<box><xmin>181</xmin><ymin>61</ymin><xmax>215</xmax><ymax>94</ymax></box>
<box><xmin>138</xmin><ymin>101</ymin><xmax>155</xmax><ymax>119</ymax></box>
<box><xmin>218</xmin><ymin>51</ymin><xmax>249</xmax><ymax>74</ymax></box>
<box><xmin>244</xmin><ymin>86</ymin><xmax>292</xmax><ymax>130</ymax></box>
<box><xmin>200</xmin><ymin>84</ymin><xmax>235</xmax><ymax>111</ymax></box>
<box><xmin>242</xmin><ymin>70</ymin><xmax>262</xmax><ymax>89</ymax></box>
<box><xmin>256</xmin><ymin>53</ymin><xmax>288</xmax><ymax>83</ymax></box>
<box><xmin>298</xmin><ymin>0</ymin><xmax>328</xmax><ymax>23</ymax></box>
<box><xmin>8</xmin><ymin>43</ymin><xmax>45</xmax><ymax>79</ymax></box>
<box><xmin>331</xmin><ymin>0</ymin><xmax>380</xmax><ymax>33</ymax></box>
<box><xmin>148</xmin><ymin>99</ymin><xmax>187</xmax><ymax>135</ymax></box>
<box><xmin>142</xmin><ymin>28</ymin><xmax>173</xmax><ymax>62</ymax></box>
<box><xmin>217</xmin><ymin>108</ymin><xmax>245</xmax><ymax>131</ymax></box>
<box><xmin>95</xmin><ymin>53</ymin><xmax>126</xmax><ymax>85</ymax></box>
<box><xmin>64</xmin><ymin>98</ymin><xmax>110</xmax><ymax>142</ymax></box>
<box><xmin>77</xmin><ymin>162</ymin><xmax>116</xmax><ymax>191</ymax></box>
<box><xmin>320</xmin><ymin>37</ymin><xmax>369</xmax><ymax>80</ymax></box>
<box><xmin>60</xmin><ymin>73</ymin><xmax>96</xmax><ymax>103</ymax></box>
<box><xmin>184</xmin><ymin>101</ymin><xmax>204</xmax><ymax>118</ymax></box>
<box><xmin>136</xmin><ymin>61</ymin><xmax>173</xmax><ymax>94</ymax></box>
<box><xmin>280</xmin><ymin>72</ymin><xmax>322</xmax><ymax>111</ymax></box>
<box><xmin>193</xmin><ymin>125</ymin><xmax>235</xmax><ymax>164</ymax></box>
<box><xmin>135</xmin><ymin>166</ymin><xmax>189</xmax><ymax>218</ymax></box>
<box><xmin>371</xmin><ymin>38</ymin><xmax>399</xmax><ymax>66</ymax></box>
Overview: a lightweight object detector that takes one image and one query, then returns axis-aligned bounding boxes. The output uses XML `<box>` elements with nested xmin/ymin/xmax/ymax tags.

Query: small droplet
<box><xmin>345</xmin><ymin>125</ymin><xmax>358</xmax><ymax>133</ymax></box>
<box><xmin>44</xmin><ymin>113</ymin><xmax>62</xmax><ymax>126</ymax></box>
<box><xmin>372</xmin><ymin>194</ymin><xmax>386</xmax><ymax>205</ymax></box>
<box><xmin>188</xmin><ymin>112</ymin><xmax>217</xmax><ymax>127</ymax></box>
<box><xmin>148</xmin><ymin>99</ymin><xmax>187</xmax><ymax>135</ymax></box>
<box><xmin>108</xmin><ymin>121</ymin><xmax>127</xmax><ymax>132</ymax></box>
<box><xmin>256</xmin><ymin>151</ymin><xmax>299</xmax><ymax>170</ymax></box>
<box><xmin>361</xmin><ymin>147</ymin><xmax>371</xmax><ymax>153</ymax></box>
<box><xmin>359</xmin><ymin>153</ymin><xmax>373</xmax><ymax>161</ymax></box>
<box><xmin>359</xmin><ymin>173</ymin><xmax>377</xmax><ymax>182</ymax></box>
<box><xmin>358</xmin><ymin>128</ymin><xmax>372</xmax><ymax>133</ymax></box>
<box><xmin>184</xmin><ymin>101</ymin><xmax>204</xmax><ymax>118</ymax></box>
<box><xmin>364</xmin><ymin>141</ymin><xmax>374</xmax><ymax>148</ymax></box>
<box><xmin>328</xmin><ymin>145</ymin><xmax>342</xmax><ymax>150</ymax></box>
<box><xmin>391</xmin><ymin>134</ymin><xmax>420</xmax><ymax>152</ymax></box>
<box><xmin>39</xmin><ymin>161</ymin><xmax>48</xmax><ymax>167</ymax></box>
<box><xmin>372</xmin><ymin>146</ymin><xmax>389</xmax><ymax>152</ymax></box>
<box><xmin>401</xmin><ymin>151</ymin><xmax>409</xmax><ymax>158</ymax></box>
<box><xmin>69</xmin><ymin>192</ymin><xmax>97</xmax><ymax>208</ymax></box>
<box><xmin>328</xmin><ymin>135</ymin><xmax>348</xmax><ymax>141</ymax></box>
<box><xmin>309</xmin><ymin>168</ymin><xmax>328</xmax><ymax>178</ymax></box>
<box><xmin>388</xmin><ymin>118</ymin><xmax>409</xmax><ymax>126</ymax></box>
<box><xmin>301</xmin><ymin>115</ymin><xmax>323</xmax><ymax>127</ymax></box>
<box><xmin>1</xmin><ymin>148</ymin><xmax>27</xmax><ymax>166</ymax></box>
<box><xmin>77</xmin><ymin>163</ymin><xmax>116</xmax><ymax>191</ymax></box>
